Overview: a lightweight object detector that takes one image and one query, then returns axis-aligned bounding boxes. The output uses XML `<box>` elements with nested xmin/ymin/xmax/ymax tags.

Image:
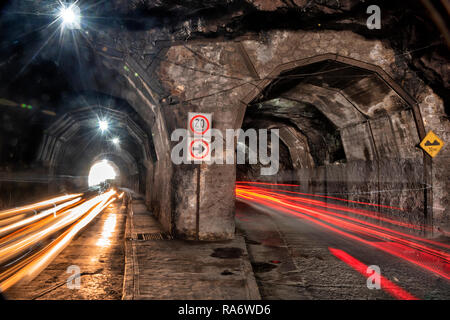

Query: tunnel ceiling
<box><xmin>0</xmin><ymin>0</ymin><xmax>448</xmax><ymax>169</ymax></box>
<box><xmin>0</xmin><ymin>0</ymin><xmax>448</xmax><ymax>102</ymax></box>
<box><xmin>245</xmin><ymin>97</ymin><xmax>344</xmax><ymax>166</ymax></box>
<box><xmin>252</xmin><ymin>60</ymin><xmax>409</xmax><ymax>120</ymax></box>
<box><xmin>39</xmin><ymin>105</ymin><xmax>153</xmax><ymax>176</ymax></box>
<box><xmin>244</xmin><ymin>57</ymin><xmax>418</xmax><ymax>166</ymax></box>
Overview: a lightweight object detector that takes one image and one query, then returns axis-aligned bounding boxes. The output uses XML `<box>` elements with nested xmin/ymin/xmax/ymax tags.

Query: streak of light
<box><xmin>0</xmin><ymin>193</ymin><xmax>83</xmax><ymax>220</ymax></box>
<box><xmin>0</xmin><ymin>215</ymin><xmax>27</xmax><ymax>228</ymax></box>
<box><xmin>118</xmin><ymin>192</ymin><xmax>124</xmax><ymax>199</ymax></box>
<box><xmin>236</xmin><ymin>181</ymin><xmax>404</xmax><ymax>211</ymax></box>
<box><xmin>0</xmin><ymin>190</ymin><xmax>116</xmax><ymax>292</ymax></box>
<box><xmin>0</xmin><ymin>192</ymin><xmax>108</xmax><ymax>264</ymax></box>
<box><xmin>328</xmin><ymin>248</ymin><xmax>419</xmax><ymax>300</ymax></box>
<box><xmin>239</xmin><ymin>186</ymin><xmax>447</xmax><ymax>247</ymax></box>
<box><xmin>0</xmin><ymin>196</ymin><xmax>104</xmax><ymax>264</ymax></box>
<box><xmin>236</xmin><ymin>184</ymin><xmax>450</xmax><ymax>280</ymax></box>
<box><xmin>0</xmin><ymin>198</ymin><xmax>82</xmax><ymax>238</ymax></box>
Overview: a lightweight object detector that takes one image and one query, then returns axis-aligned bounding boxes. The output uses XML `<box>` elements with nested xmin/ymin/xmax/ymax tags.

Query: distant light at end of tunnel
<box><xmin>88</xmin><ymin>161</ymin><xmax>117</xmax><ymax>187</ymax></box>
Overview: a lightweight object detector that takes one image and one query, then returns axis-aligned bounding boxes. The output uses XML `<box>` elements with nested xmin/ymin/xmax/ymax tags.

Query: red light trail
<box><xmin>328</xmin><ymin>248</ymin><xmax>419</xmax><ymax>300</ymax></box>
<box><xmin>236</xmin><ymin>181</ymin><xmax>405</xmax><ymax>210</ymax></box>
<box><xmin>236</xmin><ymin>182</ymin><xmax>450</xmax><ymax>281</ymax></box>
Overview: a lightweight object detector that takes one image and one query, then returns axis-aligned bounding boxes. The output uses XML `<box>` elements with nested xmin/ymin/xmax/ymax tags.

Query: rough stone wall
<box><xmin>155</xmin><ymin>42</ymin><xmax>256</xmax><ymax>239</ymax></box>
<box><xmin>418</xmin><ymin>88</ymin><xmax>450</xmax><ymax>232</ymax></box>
<box><xmin>93</xmin><ymin>27</ymin><xmax>447</xmax><ymax>239</ymax></box>
<box><xmin>154</xmin><ymin>29</ymin><xmax>448</xmax><ymax>237</ymax></box>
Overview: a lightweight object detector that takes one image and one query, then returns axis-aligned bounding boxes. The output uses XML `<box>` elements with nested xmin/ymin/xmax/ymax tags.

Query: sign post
<box><xmin>187</xmin><ymin>112</ymin><xmax>212</xmax><ymax>241</ymax></box>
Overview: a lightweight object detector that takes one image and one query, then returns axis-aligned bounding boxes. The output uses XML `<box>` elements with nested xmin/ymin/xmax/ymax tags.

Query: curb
<box><xmin>236</xmin><ymin>232</ymin><xmax>262</xmax><ymax>300</ymax></box>
<box><xmin>122</xmin><ymin>197</ymin><xmax>136</xmax><ymax>300</ymax></box>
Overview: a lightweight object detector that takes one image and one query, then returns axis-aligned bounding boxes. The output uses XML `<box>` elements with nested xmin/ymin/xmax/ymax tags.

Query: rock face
<box><xmin>0</xmin><ymin>0</ymin><xmax>448</xmax><ymax>239</ymax></box>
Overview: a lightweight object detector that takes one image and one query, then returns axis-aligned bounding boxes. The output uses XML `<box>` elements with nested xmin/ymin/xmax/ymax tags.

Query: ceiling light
<box><xmin>99</xmin><ymin>120</ymin><xmax>109</xmax><ymax>132</ymax></box>
<box><xmin>59</xmin><ymin>4</ymin><xmax>81</xmax><ymax>30</ymax></box>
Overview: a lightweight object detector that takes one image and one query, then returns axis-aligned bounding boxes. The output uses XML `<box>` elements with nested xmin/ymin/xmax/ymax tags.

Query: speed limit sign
<box><xmin>188</xmin><ymin>112</ymin><xmax>212</xmax><ymax>137</ymax></box>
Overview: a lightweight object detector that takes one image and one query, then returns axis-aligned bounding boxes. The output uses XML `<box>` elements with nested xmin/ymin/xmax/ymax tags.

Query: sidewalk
<box><xmin>122</xmin><ymin>199</ymin><xmax>261</xmax><ymax>300</ymax></box>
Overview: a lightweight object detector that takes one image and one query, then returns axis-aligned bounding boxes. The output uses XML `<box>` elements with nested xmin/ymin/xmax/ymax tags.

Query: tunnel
<box><xmin>0</xmin><ymin>0</ymin><xmax>449</xmax><ymax>301</ymax></box>
<box><xmin>88</xmin><ymin>160</ymin><xmax>119</xmax><ymax>187</ymax></box>
<box><xmin>36</xmin><ymin>102</ymin><xmax>152</xmax><ymax>194</ymax></box>
<box><xmin>237</xmin><ymin>56</ymin><xmax>432</xmax><ymax>230</ymax></box>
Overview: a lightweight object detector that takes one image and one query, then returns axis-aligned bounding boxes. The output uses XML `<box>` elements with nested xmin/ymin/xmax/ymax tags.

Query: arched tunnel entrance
<box><xmin>88</xmin><ymin>160</ymin><xmax>119</xmax><ymax>187</ymax></box>
<box><xmin>36</xmin><ymin>101</ymin><xmax>153</xmax><ymax>195</ymax></box>
<box><xmin>236</xmin><ymin>55</ymin><xmax>431</xmax><ymax>231</ymax></box>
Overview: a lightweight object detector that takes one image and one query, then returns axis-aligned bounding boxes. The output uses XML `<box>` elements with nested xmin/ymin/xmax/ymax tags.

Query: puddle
<box><xmin>211</xmin><ymin>247</ymin><xmax>243</xmax><ymax>259</ymax></box>
<box><xmin>251</xmin><ymin>262</ymin><xmax>277</xmax><ymax>273</ymax></box>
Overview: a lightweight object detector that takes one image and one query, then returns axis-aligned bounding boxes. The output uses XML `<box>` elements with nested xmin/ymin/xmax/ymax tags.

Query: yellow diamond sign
<box><xmin>420</xmin><ymin>130</ymin><xmax>444</xmax><ymax>158</ymax></box>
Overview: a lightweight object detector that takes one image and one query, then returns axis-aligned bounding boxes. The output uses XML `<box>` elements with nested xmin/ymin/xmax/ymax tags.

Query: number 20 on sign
<box><xmin>188</xmin><ymin>112</ymin><xmax>212</xmax><ymax>137</ymax></box>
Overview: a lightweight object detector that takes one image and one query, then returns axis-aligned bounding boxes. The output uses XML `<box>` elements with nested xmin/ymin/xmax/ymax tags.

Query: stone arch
<box><xmin>237</xmin><ymin>53</ymin><xmax>433</xmax><ymax>230</ymax></box>
<box><xmin>238</xmin><ymin>53</ymin><xmax>427</xmax><ymax>140</ymax></box>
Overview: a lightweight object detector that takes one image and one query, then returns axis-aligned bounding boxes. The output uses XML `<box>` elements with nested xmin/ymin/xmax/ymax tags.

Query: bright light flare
<box><xmin>58</xmin><ymin>4</ymin><xmax>81</xmax><ymax>30</ymax></box>
<box><xmin>61</xmin><ymin>7</ymin><xmax>76</xmax><ymax>24</ymax></box>
<box><xmin>98</xmin><ymin>120</ymin><xmax>109</xmax><ymax>132</ymax></box>
<box><xmin>112</xmin><ymin>137</ymin><xmax>120</xmax><ymax>145</ymax></box>
<box><xmin>88</xmin><ymin>161</ymin><xmax>117</xmax><ymax>187</ymax></box>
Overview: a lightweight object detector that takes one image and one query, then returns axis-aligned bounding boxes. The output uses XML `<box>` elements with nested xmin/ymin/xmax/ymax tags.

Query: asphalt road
<box><xmin>236</xmin><ymin>200</ymin><xmax>450</xmax><ymax>300</ymax></box>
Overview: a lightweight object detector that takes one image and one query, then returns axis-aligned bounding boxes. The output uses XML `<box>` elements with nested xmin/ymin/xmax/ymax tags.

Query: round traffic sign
<box><xmin>189</xmin><ymin>139</ymin><xmax>210</xmax><ymax>160</ymax></box>
<box><xmin>190</xmin><ymin>115</ymin><xmax>210</xmax><ymax>135</ymax></box>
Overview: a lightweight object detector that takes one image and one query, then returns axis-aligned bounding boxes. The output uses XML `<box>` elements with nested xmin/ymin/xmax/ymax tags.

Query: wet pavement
<box><xmin>236</xmin><ymin>201</ymin><xmax>450</xmax><ymax>300</ymax></box>
<box><xmin>4</xmin><ymin>202</ymin><xmax>126</xmax><ymax>300</ymax></box>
